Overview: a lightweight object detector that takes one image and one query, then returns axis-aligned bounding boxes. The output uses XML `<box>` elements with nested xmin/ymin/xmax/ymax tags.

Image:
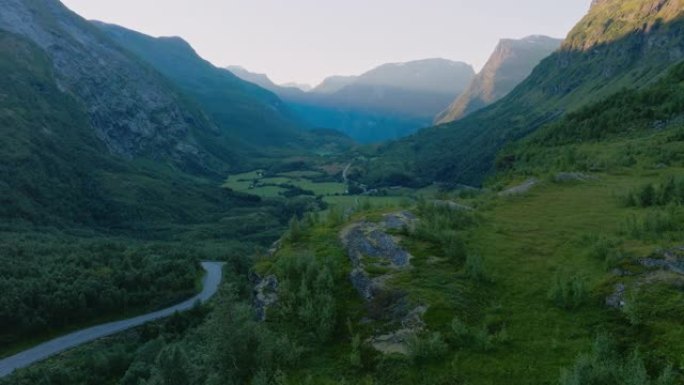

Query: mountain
<box><xmin>282</xmin><ymin>82</ymin><xmax>312</xmax><ymax>91</ymax></box>
<box><xmin>311</xmin><ymin>75</ymin><xmax>358</xmax><ymax>94</ymax></box>
<box><xmin>96</xmin><ymin>23</ymin><xmax>322</xmax><ymax>153</ymax></box>
<box><xmin>225</xmin><ymin>65</ymin><xmax>279</xmax><ymax>91</ymax></box>
<box><xmin>0</xmin><ymin>0</ymin><xmax>222</xmax><ymax>172</ymax></box>
<box><xmin>226</xmin><ymin>65</ymin><xmax>308</xmax><ymax>100</ymax></box>
<box><xmin>329</xmin><ymin>59</ymin><xmax>475</xmax><ymax>117</ymax></box>
<box><xmin>363</xmin><ymin>0</ymin><xmax>684</xmax><ymax>187</ymax></box>
<box><xmin>436</xmin><ymin>35</ymin><xmax>562</xmax><ymax>124</ymax></box>
<box><xmin>0</xmin><ymin>0</ymin><xmax>326</xmax><ymax>232</ymax></box>
<box><xmin>231</xmin><ymin>59</ymin><xmax>475</xmax><ymax>143</ymax></box>
<box><xmin>293</xmin><ymin>59</ymin><xmax>475</xmax><ymax>143</ymax></box>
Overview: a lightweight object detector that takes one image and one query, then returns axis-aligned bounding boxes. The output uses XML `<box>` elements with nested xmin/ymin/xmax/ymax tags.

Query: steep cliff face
<box><xmin>436</xmin><ymin>36</ymin><xmax>561</xmax><ymax>124</ymax></box>
<box><xmin>98</xmin><ymin>23</ymin><xmax>320</xmax><ymax>152</ymax></box>
<box><xmin>0</xmin><ymin>0</ymin><xmax>217</xmax><ymax>168</ymax></box>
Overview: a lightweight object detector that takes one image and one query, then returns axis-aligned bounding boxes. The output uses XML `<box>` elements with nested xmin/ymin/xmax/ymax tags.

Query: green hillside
<box><xmin>11</xmin><ymin>14</ymin><xmax>684</xmax><ymax>385</ymax></box>
<box><xmin>0</xmin><ymin>3</ymin><xmax>327</xmax><ymax>354</ymax></box>
<box><xmin>96</xmin><ymin>22</ymin><xmax>350</xmax><ymax>158</ymax></box>
<box><xmin>362</xmin><ymin>0</ymin><xmax>684</xmax><ymax>187</ymax></box>
<box><xmin>4</xmin><ymin>0</ymin><xmax>684</xmax><ymax>384</ymax></box>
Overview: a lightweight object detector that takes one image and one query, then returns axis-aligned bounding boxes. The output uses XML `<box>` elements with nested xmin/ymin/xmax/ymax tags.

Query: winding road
<box><xmin>0</xmin><ymin>261</ymin><xmax>225</xmax><ymax>378</ymax></box>
<box><xmin>342</xmin><ymin>161</ymin><xmax>353</xmax><ymax>184</ymax></box>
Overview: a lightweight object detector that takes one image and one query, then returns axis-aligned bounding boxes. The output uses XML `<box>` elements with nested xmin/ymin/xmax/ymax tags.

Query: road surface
<box><xmin>342</xmin><ymin>161</ymin><xmax>353</xmax><ymax>183</ymax></box>
<box><xmin>0</xmin><ymin>261</ymin><xmax>225</xmax><ymax>378</ymax></box>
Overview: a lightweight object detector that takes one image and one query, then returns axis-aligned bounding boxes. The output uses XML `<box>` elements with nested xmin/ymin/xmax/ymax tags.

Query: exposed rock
<box><xmin>340</xmin><ymin>212</ymin><xmax>417</xmax><ymax>300</ymax></box>
<box><xmin>369</xmin><ymin>306</ymin><xmax>427</xmax><ymax>355</ymax></box>
<box><xmin>498</xmin><ymin>178</ymin><xmax>539</xmax><ymax>197</ymax></box>
<box><xmin>341</xmin><ymin>212</ymin><xmax>429</xmax><ymax>355</ymax></box>
<box><xmin>639</xmin><ymin>247</ymin><xmax>684</xmax><ymax>274</ymax></box>
<box><xmin>0</xmin><ymin>0</ymin><xmax>216</xmax><ymax>169</ymax></box>
<box><xmin>431</xmin><ymin>200</ymin><xmax>473</xmax><ymax>211</ymax></box>
<box><xmin>381</xmin><ymin>211</ymin><xmax>417</xmax><ymax>230</ymax></box>
<box><xmin>350</xmin><ymin>268</ymin><xmax>374</xmax><ymax>301</ymax></box>
<box><xmin>370</xmin><ymin>328</ymin><xmax>415</xmax><ymax>355</ymax></box>
<box><xmin>267</xmin><ymin>239</ymin><xmax>282</xmax><ymax>257</ymax></box>
<box><xmin>252</xmin><ymin>274</ymin><xmax>279</xmax><ymax>321</ymax></box>
<box><xmin>437</xmin><ymin>35</ymin><xmax>562</xmax><ymax>123</ymax></box>
<box><xmin>606</xmin><ymin>283</ymin><xmax>626</xmax><ymax>308</ymax></box>
<box><xmin>606</xmin><ymin>247</ymin><xmax>684</xmax><ymax>309</ymax></box>
<box><xmin>554</xmin><ymin>172</ymin><xmax>598</xmax><ymax>183</ymax></box>
<box><xmin>342</xmin><ymin>224</ymin><xmax>412</xmax><ymax>270</ymax></box>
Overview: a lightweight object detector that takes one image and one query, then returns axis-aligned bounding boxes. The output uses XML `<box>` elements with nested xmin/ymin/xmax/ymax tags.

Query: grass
<box><xmin>222</xmin><ymin>169</ymin><xmax>347</xmax><ymax>198</ymax></box>
<box><xmin>273</xmin><ymin>166</ymin><xmax>684</xmax><ymax>384</ymax></box>
<box><xmin>11</xmin><ymin>167</ymin><xmax>684</xmax><ymax>384</ymax></box>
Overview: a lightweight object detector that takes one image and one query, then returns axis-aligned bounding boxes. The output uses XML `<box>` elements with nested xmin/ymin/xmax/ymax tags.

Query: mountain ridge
<box><xmin>363</xmin><ymin>0</ymin><xmax>684</xmax><ymax>187</ymax></box>
<box><xmin>436</xmin><ymin>35</ymin><xmax>562</xmax><ymax>123</ymax></box>
<box><xmin>229</xmin><ymin>59</ymin><xmax>475</xmax><ymax>143</ymax></box>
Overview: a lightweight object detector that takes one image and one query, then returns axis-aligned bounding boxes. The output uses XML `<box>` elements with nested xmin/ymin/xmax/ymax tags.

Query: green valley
<box><xmin>2</xmin><ymin>0</ymin><xmax>684</xmax><ymax>384</ymax></box>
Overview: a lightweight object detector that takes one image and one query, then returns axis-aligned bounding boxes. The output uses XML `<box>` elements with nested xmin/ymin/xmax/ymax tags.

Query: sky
<box><xmin>60</xmin><ymin>0</ymin><xmax>592</xmax><ymax>87</ymax></box>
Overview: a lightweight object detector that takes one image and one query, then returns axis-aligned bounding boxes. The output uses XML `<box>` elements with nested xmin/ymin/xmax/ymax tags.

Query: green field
<box><xmin>222</xmin><ymin>170</ymin><xmax>348</xmax><ymax>198</ymax></box>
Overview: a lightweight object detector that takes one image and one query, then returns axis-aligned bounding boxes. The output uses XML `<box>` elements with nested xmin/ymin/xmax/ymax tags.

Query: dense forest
<box><xmin>0</xmin><ymin>233</ymin><xmax>199</xmax><ymax>349</ymax></box>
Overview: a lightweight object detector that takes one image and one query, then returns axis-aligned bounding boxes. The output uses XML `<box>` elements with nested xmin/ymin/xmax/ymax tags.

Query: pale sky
<box><xmin>60</xmin><ymin>0</ymin><xmax>592</xmax><ymax>86</ymax></box>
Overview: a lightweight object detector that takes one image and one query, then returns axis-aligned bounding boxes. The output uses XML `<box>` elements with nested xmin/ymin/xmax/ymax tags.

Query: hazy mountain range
<box><xmin>229</xmin><ymin>59</ymin><xmax>476</xmax><ymax>143</ymax></box>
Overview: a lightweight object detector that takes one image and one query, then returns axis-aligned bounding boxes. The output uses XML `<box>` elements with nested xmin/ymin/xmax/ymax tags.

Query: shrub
<box><xmin>548</xmin><ymin>272</ymin><xmax>588</xmax><ymax>310</ymax></box>
<box><xmin>559</xmin><ymin>336</ymin><xmax>676</xmax><ymax>385</ymax></box>
<box><xmin>449</xmin><ymin>317</ymin><xmax>496</xmax><ymax>352</ymax></box>
<box><xmin>442</xmin><ymin>234</ymin><xmax>467</xmax><ymax>264</ymax></box>
<box><xmin>622</xmin><ymin>208</ymin><xmax>684</xmax><ymax>239</ymax></box>
<box><xmin>407</xmin><ymin>332</ymin><xmax>448</xmax><ymax>365</ymax></box>
<box><xmin>465</xmin><ymin>254</ymin><xmax>490</xmax><ymax>283</ymax></box>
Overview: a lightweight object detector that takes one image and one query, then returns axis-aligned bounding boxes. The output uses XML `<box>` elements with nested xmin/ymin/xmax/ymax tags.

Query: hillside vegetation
<box><xmin>362</xmin><ymin>0</ymin><xmax>684</xmax><ymax>187</ymax></box>
<box><xmin>4</xmin><ymin>0</ymin><xmax>684</xmax><ymax>384</ymax></box>
<box><xmin>0</xmin><ymin>0</ymin><xmax>340</xmax><ymax>355</ymax></box>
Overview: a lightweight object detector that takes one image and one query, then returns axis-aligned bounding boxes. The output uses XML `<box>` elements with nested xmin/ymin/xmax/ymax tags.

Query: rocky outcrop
<box><xmin>0</xmin><ymin>0</ymin><xmax>215</xmax><ymax>168</ymax></box>
<box><xmin>251</xmin><ymin>273</ymin><xmax>279</xmax><ymax>321</ymax></box>
<box><xmin>341</xmin><ymin>212</ymin><xmax>415</xmax><ymax>300</ymax></box>
<box><xmin>605</xmin><ymin>283</ymin><xmax>626</xmax><ymax>308</ymax></box>
<box><xmin>341</xmin><ymin>211</ymin><xmax>427</xmax><ymax>354</ymax></box>
<box><xmin>639</xmin><ymin>247</ymin><xmax>684</xmax><ymax>274</ymax></box>
<box><xmin>554</xmin><ymin>172</ymin><xmax>597</xmax><ymax>183</ymax></box>
<box><xmin>369</xmin><ymin>305</ymin><xmax>427</xmax><ymax>354</ymax></box>
<box><xmin>606</xmin><ymin>247</ymin><xmax>684</xmax><ymax>309</ymax></box>
<box><xmin>499</xmin><ymin>178</ymin><xmax>539</xmax><ymax>197</ymax></box>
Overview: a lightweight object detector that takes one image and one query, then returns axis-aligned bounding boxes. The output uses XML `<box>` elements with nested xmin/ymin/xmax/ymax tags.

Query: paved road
<box><xmin>342</xmin><ymin>161</ymin><xmax>353</xmax><ymax>184</ymax></box>
<box><xmin>0</xmin><ymin>261</ymin><xmax>225</xmax><ymax>378</ymax></box>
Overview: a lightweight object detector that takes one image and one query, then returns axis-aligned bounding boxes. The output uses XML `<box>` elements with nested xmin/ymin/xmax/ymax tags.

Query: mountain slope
<box><xmin>0</xmin><ymin>0</ymin><xmax>312</xmax><ymax>236</ymax></box>
<box><xmin>97</xmin><ymin>23</ymin><xmax>317</xmax><ymax>153</ymax></box>
<box><xmin>365</xmin><ymin>0</ymin><xmax>684</xmax><ymax>187</ymax></box>
<box><xmin>0</xmin><ymin>0</ymin><xmax>231</xmax><ymax>173</ymax></box>
<box><xmin>328</xmin><ymin>59</ymin><xmax>475</xmax><ymax>118</ymax></box>
<box><xmin>311</xmin><ymin>75</ymin><xmax>358</xmax><ymax>94</ymax></box>
<box><xmin>436</xmin><ymin>35</ymin><xmax>562</xmax><ymax>123</ymax></box>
